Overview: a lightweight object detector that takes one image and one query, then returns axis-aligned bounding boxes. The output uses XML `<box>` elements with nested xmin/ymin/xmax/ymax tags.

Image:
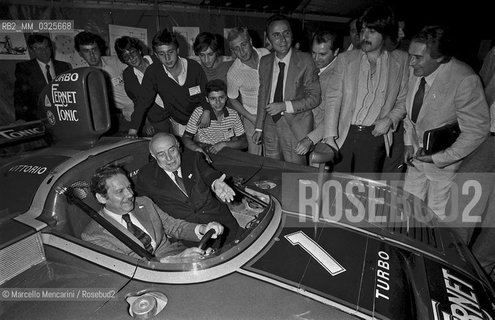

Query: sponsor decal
<box><xmin>46</xmin><ymin>110</ymin><xmax>56</xmax><ymax>126</ymax></box>
<box><xmin>54</xmin><ymin>72</ymin><xmax>79</xmax><ymax>82</ymax></box>
<box><xmin>431</xmin><ymin>268</ymin><xmax>493</xmax><ymax>320</ymax></box>
<box><xmin>51</xmin><ymin>83</ymin><xmax>79</xmax><ymax>122</ymax></box>
<box><xmin>375</xmin><ymin>251</ymin><xmax>390</xmax><ymax>300</ymax></box>
<box><xmin>8</xmin><ymin>164</ymin><xmax>47</xmax><ymax>175</ymax></box>
<box><xmin>0</xmin><ymin>121</ymin><xmax>45</xmax><ymax>144</ymax></box>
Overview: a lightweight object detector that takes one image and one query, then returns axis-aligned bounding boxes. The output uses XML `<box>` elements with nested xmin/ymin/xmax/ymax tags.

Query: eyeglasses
<box><xmin>31</xmin><ymin>46</ymin><xmax>51</xmax><ymax>52</ymax></box>
<box><xmin>122</xmin><ymin>49</ymin><xmax>140</xmax><ymax>62</ymax></box>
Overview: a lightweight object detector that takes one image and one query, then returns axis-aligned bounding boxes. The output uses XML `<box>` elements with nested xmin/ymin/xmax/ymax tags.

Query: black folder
<box><xmin>423</xmin><ymin>122</ymin><xmax>460</xmax><ymax>155</ymax></box>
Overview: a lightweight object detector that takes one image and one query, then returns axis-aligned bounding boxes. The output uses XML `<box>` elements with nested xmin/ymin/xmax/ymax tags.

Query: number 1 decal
<box><xmin>285</xmin><ymin>231</ymin><xmax>346</xmax><ymax>276</ymax></box>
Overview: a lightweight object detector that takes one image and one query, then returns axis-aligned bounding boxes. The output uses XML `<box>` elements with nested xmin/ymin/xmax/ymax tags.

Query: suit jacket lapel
<box><xmin>180</xmin><ymin>154</ymin><xmax>195</xmax><ymax>196</ymax></box>
<box><xmin>31</xmin><ymin>59</ymin><xmax>48</xmax><ymax>85</ymax></box>
<box><xmin>153</xmin><ymin>160</ymin><xmax>189</xmax><ymax>200</ymax></box>
<box><xmin>133</xmin><ymin>202</ymin><xmax>157</xmax><ymax>243</ymax></box>
<box><xmin>285</xmin><ymin>51</ymin><xmax>300</xmax><ymax>100</ymax></box>
<box><xmin>264</xmin><ymin>53</ymin><xmax>275</xmax><ymax>106</ymax></box>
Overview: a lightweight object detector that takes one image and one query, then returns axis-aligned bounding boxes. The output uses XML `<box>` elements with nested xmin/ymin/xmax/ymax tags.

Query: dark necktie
<box><xmin>272</xmin><ymin>62</ymin><xmax>285</xmax><ymax>123</ymax></box>
<box><xmin>122</xmin><ymin>213</ymin><xmax>153</xmax><ymax>253</ymax></box>
<box><xmin>411</xmin><ymin>77</ymin><xmax>426</xmax><ymax>123</ymax></box>
<box><xmin>45</xmin><ymin>64</ymin><xmax>52</xmax><ymax>83</ymax></box>
<box><xmin>173</xmin><ymin>170</ymin><xmax>187</xmax><ymax>196</ymax></box>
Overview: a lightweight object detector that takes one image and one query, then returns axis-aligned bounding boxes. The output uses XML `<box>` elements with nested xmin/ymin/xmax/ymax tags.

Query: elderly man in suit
<box><xmin>135</xmin><ymin>133</ymin><xmax>240</xmax><ymax>247</ymax></box>
<box><xmin>253</xmin><ymin>14</ymin><xmax>321</xmax><ymax>165</ymax></box>
<box><xmin>14</xmin><ymin>34</ymin><xmax>71</xmax><ymax>121</ymax></box>
<box><xmin>403</xmin><ymin>26</ymin><xmax>489</xmax><ymax>218</ymax></box>
<box><xmin>295</xmin><ymin>30</ymin><xmax>340</xmax><ymax>156</ymax></box>
<box><xmin>322</xmin><ymin>5</ymin><xmax>408</xmax><ymax>178</ymax></box>
<box><xmin>82</xmin><ymin>165</ymin><xmax>224</xmax><ymax>262</ymax></box>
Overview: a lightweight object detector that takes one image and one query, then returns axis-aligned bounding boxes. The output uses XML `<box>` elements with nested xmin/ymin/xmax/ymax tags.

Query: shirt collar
<box><xmin>210</xmin><ymin>106</ymin><xmax>229</xmax><ymax>121</ymax></box>
<box><xmin>36</xmin><ymin>59</ymin><xmax>52</xmax><ymax>69</ymax></box>
<box><xmin>133</xmin><ymin>55</ymin><xmax>153</xmax><ymax>77</ymax></box>
<box><xmin>275</xmin><ymin>48</ymin><xmax>292</xmax><ymax>65</ymax></box>
<box><xmin>423</xmin><ymin>62</ymin><xmax>445</xmax><ymax>87</ymax></box>
<box><xmin>163</xmin><ymin>57</ymin><xmax>187</xmax><ymax>83</ymax></box>
<box><xmin>319</xmin><ymin>57</ymin><xmax>336</xmax><ymax>75</ymax></box>
<box><xmin>103</xmin><ymin>207</ymin><xmax>128</xmax><ymax>224</ymax></box>
<box><xmin>163</xmin><ymin>167</ymin><xmax>183</xmax><ymax>178</ymax></box>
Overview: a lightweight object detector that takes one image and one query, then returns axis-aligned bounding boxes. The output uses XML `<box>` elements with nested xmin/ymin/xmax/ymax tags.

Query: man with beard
<box><xmin>322</xmin><ymin>5</ymin><xmax>408</xmax><ymax>178</ymax></box>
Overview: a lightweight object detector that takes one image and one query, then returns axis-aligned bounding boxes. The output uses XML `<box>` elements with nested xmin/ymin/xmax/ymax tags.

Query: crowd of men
<box><xmin>12</xmin><ymin>5</ymin><xmax>495</xmax><ymax>277</ymax></box>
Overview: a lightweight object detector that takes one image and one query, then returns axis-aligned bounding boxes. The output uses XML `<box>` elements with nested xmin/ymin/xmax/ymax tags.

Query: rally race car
<box><xmin>0</xmin><ymin>68</ymin><xmax>494</xmax><ymax>319</ymax></box>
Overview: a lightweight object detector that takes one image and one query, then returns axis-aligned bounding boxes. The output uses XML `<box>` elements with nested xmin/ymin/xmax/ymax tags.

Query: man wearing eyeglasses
<box><xmin>14</xmin><ymin>34</ymin><xmax>71</xmax><ymax>121</ymax></box>
<box><xmin>135</xmin><ymin>133</ymin><xmax>240</xmax><ymax>247</ymax></box>
<box><xmin>74</xmin><ymin>31</ymin><xmax>133</xmax><ymax>135</ymax></box>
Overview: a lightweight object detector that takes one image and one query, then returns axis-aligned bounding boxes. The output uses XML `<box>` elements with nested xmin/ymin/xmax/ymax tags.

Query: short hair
<box><xmin>149</xmin><ymin>132</ymin><xmax>180</xmax><ymax>155</ymax></box>
<box><xmin>114</xmin><ymin>36</ymin><xmax>143</xmax><ymax>63</ymax></box>
<box><xmin>27</xmin><ymin>34</ymin><xmax>52</xmax><ymax>49</ymax></box>
<box><xmin>227</xmin><ymin>27</ymin><xmax>251</xmax><ymax>44</ymax></box>
<box><xmin>411</xmin><ymin>25</ymin><xmax>453</xmax><ymax>63</ymax></box>
<box><xmin>359</xmin><ymin>5</ymin><xmax>397</xmax><ymax>44</ymax></box>
<box><xmin>74</xmin><ymin>31</ymin><xmax>107</xmax><ymax>54</ymax></box>
<box><xmin>90</xmin><ymin>165</ymin><xmax>128</xmax><ymax>198</ymax></box>
<box><xmin>265</xmin><ymin>14</ymin><xmax>291</xmax><ymax>33</ymax></box>
<box><xmin>193</xmin><ymin>32</ymin><xmax>220</xmax><ymax>55</ymax></box>
<box><xmin>312</xmin><ymin>31</ymin><xmax>342</xmax><ymax>52</ymax></box>
<box><xmin>152</xmin><ymin>29</ymin><xmax>179</xmax><ymax>51</ymax></box>
<box><xmin>206</xmin><ymin>79</ymin><xmax>227</xmax><ymax>95</ymax></box>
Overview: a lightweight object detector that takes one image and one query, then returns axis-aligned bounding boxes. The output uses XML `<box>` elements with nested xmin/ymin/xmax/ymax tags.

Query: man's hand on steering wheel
<box><xmin>199</xmin><ymin>222</ymin><xmax>224</xmax><ymax>240</ymax></box>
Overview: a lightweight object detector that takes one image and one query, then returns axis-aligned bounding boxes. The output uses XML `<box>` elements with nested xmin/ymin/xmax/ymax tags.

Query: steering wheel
<box><xmin>198</xmin><ymin>229</ymin><xmax>216</xmax><ymax>250</ymax></box>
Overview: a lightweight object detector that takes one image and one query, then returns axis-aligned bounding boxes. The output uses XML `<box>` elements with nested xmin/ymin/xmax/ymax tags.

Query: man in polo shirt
<box><xmin>226</xmin><ymin>27</ymin><xmax>270</xmax><ymax>155</ymax></box>
<box><xmin>183</xmin><ymin>79</ymin><xmax>247</xmax><ymax>155</ymax></box>
<box><xmin>129</xmin><ymin>29</ymin><xmax>210</xmax><ymax>137</ymax></box>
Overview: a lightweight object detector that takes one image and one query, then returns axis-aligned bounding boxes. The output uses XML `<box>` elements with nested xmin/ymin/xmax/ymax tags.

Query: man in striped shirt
<box><xmin>183</xmin><ymin>79</ymin><xmax>247</xmax><ymax>155</ymax></box>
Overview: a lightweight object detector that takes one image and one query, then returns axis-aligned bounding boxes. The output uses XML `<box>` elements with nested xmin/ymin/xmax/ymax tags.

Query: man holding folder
<box><xmin>403</xmin><ymin>25</ymin><xmax>489</xmax><ymax>218</ymax></box>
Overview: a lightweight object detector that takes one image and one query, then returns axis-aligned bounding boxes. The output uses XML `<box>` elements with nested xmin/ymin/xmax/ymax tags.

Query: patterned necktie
<box><xmin>45</xmin><ymin>64</ymin><xmax>52</xmax><ymax>83</ymax></box>
<box><xmin>411</xmin><ymin>77</ymin><xmax>426</xmax><ymax>123</ymax></box>
<box><xmin>272</xmin><ymin>62</ymin><xmax>285</xmax><ymax>123</ymax></box>
<box><xmin>173</xmin><ymin>170</ymin><xmax>187</xmax><ymax>196</ymax></box>
<box><xmin>122</xmin><ymin>213</ymin><xmax>153</xmax><ymax>253</ymax></box>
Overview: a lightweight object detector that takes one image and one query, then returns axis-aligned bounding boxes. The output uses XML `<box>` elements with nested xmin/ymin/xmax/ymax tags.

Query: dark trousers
<box><xmin>334</xmin><ymin>125</ymin><xmax>386</xmax><ymax>179</ymax></box>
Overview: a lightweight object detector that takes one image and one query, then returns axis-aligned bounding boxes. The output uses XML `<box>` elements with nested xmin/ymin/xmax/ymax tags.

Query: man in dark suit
<box><xmin>136</xmin><ymin>133</ymin><xmax>240</xmax><ymax>246</ymax></box>
<box><xmin>14</xmin><ymin>34</ymin><xmax>71</xmax><ymax>121</ymax></box>
<box><xmin>253</xmin><ymin>14</ymin><xmax>321</xmax><ymax>165</ymax></box>
<box><xmin>82</xmin><ymin>165</ymin><xmax>224</xmax><ymax>262</ymax></box>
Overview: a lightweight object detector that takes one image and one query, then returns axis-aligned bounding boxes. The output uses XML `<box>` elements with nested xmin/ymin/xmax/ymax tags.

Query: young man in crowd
<box><xmin>193</xmin><ymin>32</ymin><xmax>233</xmax><ymax>83</ymax></box>
<box><xmin>226</xmin><ymin>27</ymin><xmax>270</xmax><ymax>155</ymax></box>
<box><xmin>183</xmin><ymin>79</ymin><xmax>247</xmax><ymax>155</ymax></box>
<box><xmin>128</xmin><ymin>29</ymin><xmax>211</xmax><ymax>137</ymax></box>
<box><xmin>75</xmin><ymin>31</ymin><xmax>133</xmax><ymax>135</ymax></box>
